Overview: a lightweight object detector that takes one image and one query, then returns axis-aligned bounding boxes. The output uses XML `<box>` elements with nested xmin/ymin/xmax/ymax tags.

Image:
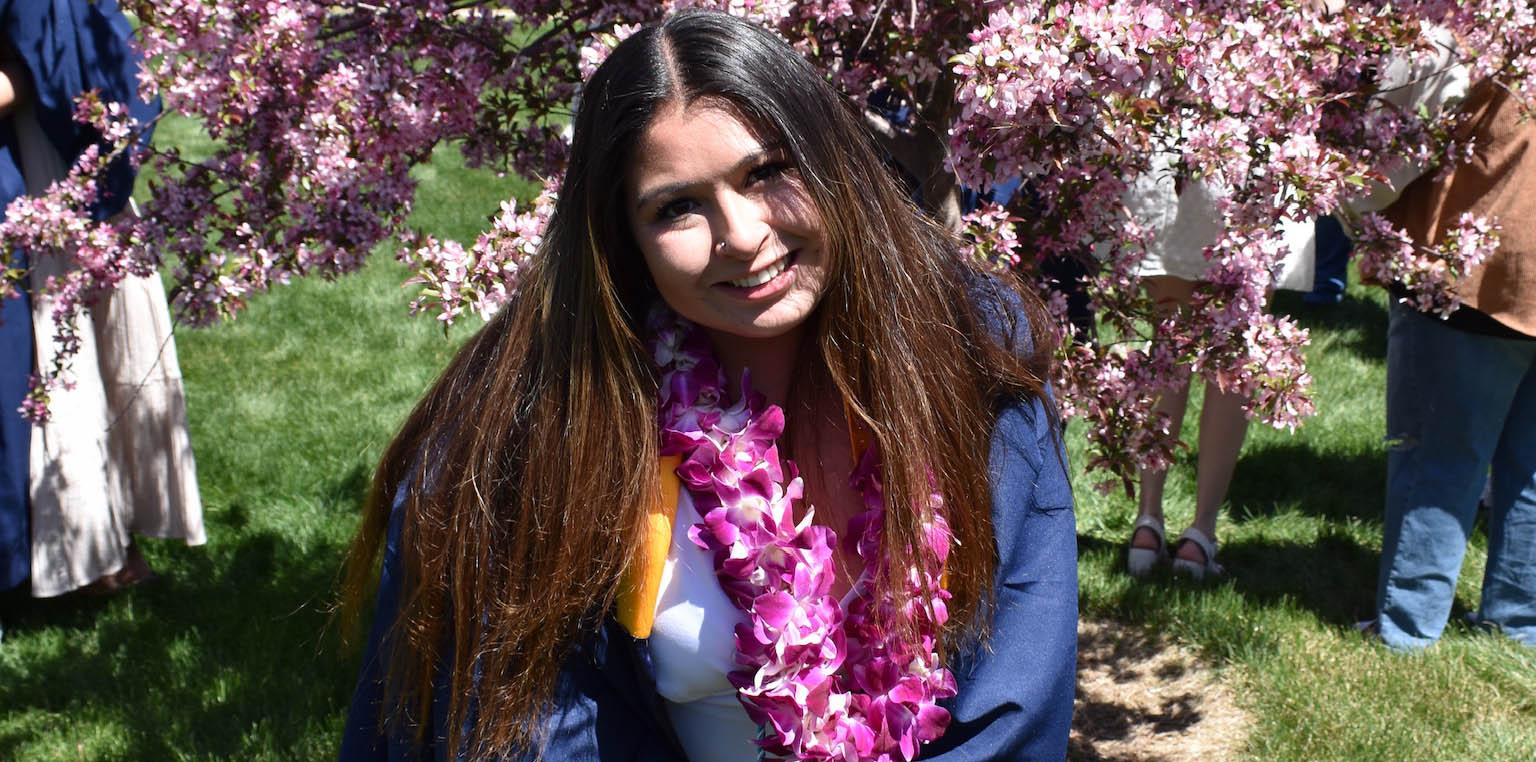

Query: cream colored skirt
<box><xmin>18</xmin><ymin>101</ymin><xmax>204</xmax><ymax>597</ymax></box>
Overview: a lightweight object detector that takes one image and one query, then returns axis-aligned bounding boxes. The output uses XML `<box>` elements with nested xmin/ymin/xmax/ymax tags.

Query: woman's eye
<box><xmin>655</xmin><ymin>198</ymin><xmax>700</xmax><ymax>222</ymax></box>
<box><xmin>746</xmin><ymin>161</ymin><xmax>792</xmax><ymax>186</ymax></box>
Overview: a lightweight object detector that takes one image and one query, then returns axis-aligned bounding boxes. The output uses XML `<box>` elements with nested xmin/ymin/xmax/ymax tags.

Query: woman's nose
<box><xmin>712</xmin><ymin>192</ymin><xmax>771</xmax><ymax>260</ymax></box>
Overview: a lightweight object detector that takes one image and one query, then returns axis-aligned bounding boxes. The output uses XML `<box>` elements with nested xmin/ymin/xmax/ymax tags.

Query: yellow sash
<box><xmin>614</xmin><ymin>454</ymin><xmax>682</xmax><ymax>639</ymax></box>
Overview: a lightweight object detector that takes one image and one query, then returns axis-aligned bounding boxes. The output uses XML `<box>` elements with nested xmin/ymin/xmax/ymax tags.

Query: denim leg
<box><xmin>1378</xmin><ymin>303</ymin><xmax>1526</xmax><ymax>650</ymax></box>
<box><xmin>1304</xmin><ymin>215</ymin><xmax>1351</xmax><ymax>304</ymax></box>
<box><xmin>1480</xmin><ymin>346</ymin><xmax>1536</xmax><ymax>646</ymax></box>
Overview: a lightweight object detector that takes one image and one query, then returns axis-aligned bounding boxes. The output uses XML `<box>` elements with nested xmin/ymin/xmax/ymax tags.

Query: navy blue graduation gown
<box><xmin>341</xmin><ymin>390</ymin><xmax>1078</xmax><ymax>761</ymax></box>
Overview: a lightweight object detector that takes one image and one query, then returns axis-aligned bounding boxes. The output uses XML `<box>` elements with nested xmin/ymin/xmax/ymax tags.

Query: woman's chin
<box><xmin>702</xmin><ymin>300</ymin><xmax>820</xmax><ymax>343</ymax></box>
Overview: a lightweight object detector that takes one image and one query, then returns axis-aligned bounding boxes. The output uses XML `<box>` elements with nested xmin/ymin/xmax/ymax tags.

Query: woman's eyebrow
<box><xmin>632</xmin><ymin>142</ymin><xmax>788</xmax><ymax>213</ymax></box>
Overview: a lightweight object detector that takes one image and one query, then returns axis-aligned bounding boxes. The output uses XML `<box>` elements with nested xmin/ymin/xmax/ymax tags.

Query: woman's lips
<box><xmin>716</xmin><ymin>250</ymin><xmax>800</xmax><ymax>300</ymax></box>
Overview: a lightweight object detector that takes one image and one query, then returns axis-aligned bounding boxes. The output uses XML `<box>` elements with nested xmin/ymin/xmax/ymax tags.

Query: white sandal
<box><xmin>1126</xmin><ymin>515</ymin><xmax>1169</xmax><ymax>578</ymax></box>
<box><xmin>1171</xmin><ymin>527</ymin><xmax>1224</xmax><ymax>580</ymax></box>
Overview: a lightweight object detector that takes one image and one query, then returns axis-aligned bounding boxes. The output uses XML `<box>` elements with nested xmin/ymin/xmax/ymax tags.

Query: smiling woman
<box><xmin>628</xmin><ymin>100</ymin><xmax>829</xmax><ymax>402</ymax></box>
<box><xmin>339</xmin><ymin>9</ymin><xmax>1078</xmax><ymax>762</ymax></box>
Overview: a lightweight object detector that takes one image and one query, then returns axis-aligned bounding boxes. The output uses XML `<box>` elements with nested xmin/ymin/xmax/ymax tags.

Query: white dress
<box><xmin>17</xmin><ymin>101</ymin><xmax>205</xmax><ymax>597</ymax></box>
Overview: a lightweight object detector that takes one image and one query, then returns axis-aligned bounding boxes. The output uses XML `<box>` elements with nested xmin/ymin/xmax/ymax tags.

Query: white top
<box><xmin>1342</xmin><ymin>26</ymin><xmax>1470</xmax><ymax>218</ymax></box>
<box><xmin>1121</xmin><ymin>151</ymin><xmax>1316</xmax><ymax>291</ymax></box>
<box><xmin>649</xmin><ymin>491</ymin><xmax>761</xmax><ymax>762</ymax></box>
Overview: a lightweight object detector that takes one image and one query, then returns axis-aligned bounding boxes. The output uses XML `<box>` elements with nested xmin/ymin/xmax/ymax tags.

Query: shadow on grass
<box><xmin>0</xmin><ymin>521</ymin><xmax>362</xmax><ymax>759</ymax></box>
<box><xmin>1273</xmin><ymin>290</ymin><xmax>1390</xmax><ymax>363</ymax></box>
<box><xmin>1071</xmin><ymin>688</ymin><xmax>1208</xmax><ymax>755</ymax></box>
<box><xmin>324</xmin><ymin>463</ymin><xmax>373</xmax><ymax>513</ymax></box>
<box><xmin>1078</xmin><ymin>531</ymin><xmax>1382</xmax><ymax>631</ymax></box>
<box><xmin>1227</xmin><ymin>441</ymin><xmax>1386</xmax><ymax>523</ymax></box>
<box><xmin>1220</xmin><ymin>533</ymin><xmax>1380</xmax><ymax>626</ymax></box>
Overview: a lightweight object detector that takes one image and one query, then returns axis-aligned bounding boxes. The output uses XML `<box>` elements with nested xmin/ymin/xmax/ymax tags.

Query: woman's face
<box><xmin>626</xmin><ymin>99</ymin><xmax>828</xmax><ymax>342</ymax></box>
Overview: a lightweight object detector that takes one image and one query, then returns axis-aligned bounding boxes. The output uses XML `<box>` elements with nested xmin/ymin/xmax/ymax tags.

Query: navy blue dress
<box><xmin>0</xmin><ymin>0</ymin><xmax>158</xmax><ymax>591</ymax></box>
<box><xmin>340</xmin><ymin>391</ymin><xmax>1078</xmax><ymax>760</ymax></box>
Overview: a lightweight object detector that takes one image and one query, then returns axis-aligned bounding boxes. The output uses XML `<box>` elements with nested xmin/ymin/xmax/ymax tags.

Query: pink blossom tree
<box><xmin>3</xmin><ymin>0</ymin><xmax>1533</xmax><ymax>491</ymax></box>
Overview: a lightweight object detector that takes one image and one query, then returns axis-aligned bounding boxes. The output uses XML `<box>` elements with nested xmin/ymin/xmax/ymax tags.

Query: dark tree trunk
<box><xmin>863</xmin><ymin>73</ymin><xmax>962</xmax><ymax>231</ymax></box>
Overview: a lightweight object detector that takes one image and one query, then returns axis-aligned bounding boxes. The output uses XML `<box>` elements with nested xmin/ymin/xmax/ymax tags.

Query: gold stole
<box><xmin>615</xmin><ymin>454</ymin><xmax>682</xmax><ymax>639</ymax></box>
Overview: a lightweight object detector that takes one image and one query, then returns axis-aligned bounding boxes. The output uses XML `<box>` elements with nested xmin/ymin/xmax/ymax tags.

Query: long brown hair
<box><xmin>341</xmin><ymin>9</ymin><xmax>1055</xmax><ymax>757</ymax></box>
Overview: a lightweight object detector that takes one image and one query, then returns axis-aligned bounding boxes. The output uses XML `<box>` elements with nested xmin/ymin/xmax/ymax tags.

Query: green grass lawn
<box><xmin>2</xmin><ymin>122</ymin><xmax>1534</xmax><ymax>759</ymax></box>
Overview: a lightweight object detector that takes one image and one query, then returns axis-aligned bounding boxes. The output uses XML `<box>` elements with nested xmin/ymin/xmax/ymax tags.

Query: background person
<box><xmin>1123</xmin><ymin>159</ymin><xmax>1316</xmax><ymax>580</ymax></box>
<box><xmin>1351</xmin><ymin>45</ymin><xmax>1536</xmax><ymax>649</ymax></box>
<box><xmin>0</xmin><ymin>0</ymin><xmax>204</xmax><ymax>599</ymax></box>
<box><xmin>0</xmin><ymin>33</ymin><xmax>31</xmax><ymax>600</ymax></box>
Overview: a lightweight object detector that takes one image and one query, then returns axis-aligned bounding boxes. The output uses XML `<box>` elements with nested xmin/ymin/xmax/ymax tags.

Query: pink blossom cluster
<box><xmin>399</xmin><ymin>178</ymin><xmax>556</xmax><ymax>324</ymax></box>
<box><xmin>1053</xmin><ymin>339</ymin><xmax>1187</xmax><ymax>494</ymax></box>
<box><xmin>0</xmin><ymin>94</ymin><xmax>153</xmax><ymax>421</ymax></box>
<box><xmin>957</xmin><ymin>203</ymin><xmax>1021</xmax><ymax>271</ymax></box>
<box><xmin>12</xmin><ymin>1</ymin><xmax>1536</xmax><ymax>482</ymax></box>
<box><xmin>651</xmin><ymin>309</ymin><xmax>955</xmax><ymax>760</ymax></box>
<box><xmin>1353</xmin><ymin>211</ymin><xmax>1500</xmax><ymax>317</ymax></box>
<box><xmin>577</xmin><ymin>23</ymin><xmax>644</xmax><ymax>81</ymax></box>
<box><xmin>129</xmin><ymin>0</ymin><xmax>506</xmax><ymax>326</ymax></box>
<box><xmin>668</xmin><ymin>0</ymin><xmax>798</xmax><ymax>27</ymax></box>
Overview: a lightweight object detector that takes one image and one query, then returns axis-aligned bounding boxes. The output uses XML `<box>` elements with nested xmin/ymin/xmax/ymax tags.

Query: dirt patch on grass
<box><xmin>1070</xmin><ymin>619</ymin><xmax>1252</xmax><ymax>761</ymax></box>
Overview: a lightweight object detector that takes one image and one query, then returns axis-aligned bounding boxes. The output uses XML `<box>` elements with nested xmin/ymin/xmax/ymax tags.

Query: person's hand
<box><xmin>0</xmin><ymin>55</ymin><xmax>27</xmax><ymax>117</ymax></box>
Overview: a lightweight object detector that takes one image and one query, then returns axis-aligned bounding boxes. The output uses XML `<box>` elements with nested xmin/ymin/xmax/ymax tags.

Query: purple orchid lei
<box><xmin>648</xmin><ymin>309</ymin><xmax>957</xmax><ymax>762</ymax></box>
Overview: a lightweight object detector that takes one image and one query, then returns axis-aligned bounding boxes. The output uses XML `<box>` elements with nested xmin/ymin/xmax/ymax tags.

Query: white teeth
<box><xmin>728</xmin><ymin>256</ymin><xmax>789</xmax><ymax>288</ymax></box>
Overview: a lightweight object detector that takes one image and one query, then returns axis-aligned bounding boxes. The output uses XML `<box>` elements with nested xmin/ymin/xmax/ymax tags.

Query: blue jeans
<box><xmin>1379</xmin><ymin>301</ymin><xmax>1536</xmax><ymax>649</ymax></box>
<box><xmin>1304</xmin><ymin>215</ymin><xmax>1351</xmax><ymax>305</ymax></box>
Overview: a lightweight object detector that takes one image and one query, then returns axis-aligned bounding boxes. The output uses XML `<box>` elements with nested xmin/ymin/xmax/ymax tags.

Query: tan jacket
<box><xmin>1385</xmin><ymin>80</ymin><xmax>1536</xmax><ymax>337</ymax></box>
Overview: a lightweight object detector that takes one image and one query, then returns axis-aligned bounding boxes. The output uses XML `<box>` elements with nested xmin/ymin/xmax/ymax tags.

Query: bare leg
<box><xmin>1176</xmin><ymin>382</ymin><xmax>1250</xmax><ymax>562</ymax></box>
<box><xmin>1133</xmin><ymin>276</ymin><xmax>1197</xmax><ymax>550</ymax></box>
<box><xmin>115</xmin><ymin>542</ymin><xmax>156</xmax><ymax>586</ymax></box>
<box><xmin>1134</xmin><ymin>378</ymin><xmax>1192</xmax><ymax>548</ymax></box>
<box><xmin>78</xmin><ymin>542</ymin><xmax>157</xmax><ymax>596</ymax></box>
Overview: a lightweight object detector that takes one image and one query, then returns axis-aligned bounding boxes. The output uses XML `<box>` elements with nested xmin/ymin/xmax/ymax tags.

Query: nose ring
<box><xmin>715</xmin><ymin>240</ymin><xmax>727</xmax><ymax>252</ymax></box>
